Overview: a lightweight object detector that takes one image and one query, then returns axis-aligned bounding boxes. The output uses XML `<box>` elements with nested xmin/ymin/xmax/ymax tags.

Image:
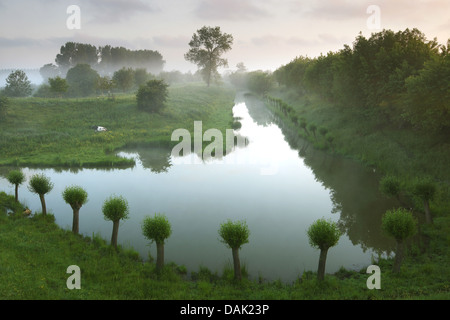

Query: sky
<box><xmin>0</xmin><ymin>0</ymin><xmax>449</xmax><ymax>77</ymax></box>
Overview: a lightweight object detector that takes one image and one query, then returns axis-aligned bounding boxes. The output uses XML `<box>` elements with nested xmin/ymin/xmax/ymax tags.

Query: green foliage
<box><xmin>412</xmin><ymin>178</ymin><xmax>437</xmax><ymax>202</ymax></box>
<box><xmin>102</xmin><ymin>195</ymin><xmax>130</xmax><ymax>222</ymax></box>
<box><xmin>62</xmin><ymin>186</ymin><xmax>88</xmax><ymax>209</ymax></box>
<box><xmin>379</xmin><ymin>175</ymin><xmax>401</xmax><ymax>199</ymax></box>
<box><xmin>136</xmin><ymin>80</ymin><xmax>169</xmax><ymax>113</ymax></box>
<box><xmin>185</xmin><ymin>26</ymin><xmax>233</xmax><ymax>86</ymax></box>
<box><xmin>4</xmin><ymin>70</ymin><xmax>32</xmax><ymax>97</ymax></box>
<box><xmin>113</xmin><ymin>67</ymin><xmax>135</xmax><ymax>92</ymax></box>
<box><xmin>307</xmin><ymin>218</ymin><xmax>341</xmax><ymax>250</ymax></box>
<box><xmin>218</xmin><ymin>219</ymin><xmax>250</xmax><ymax>249</ymax></box>
<box><xmin>48</xmin><ymin>76</ymin><xmax>68</xmax><ymax>97</ymax></box>
<box><xmin>246</xmin><ymin>71</ymin><xmax>274</xmax><ymax>95</ymax></box>
<box><xmin>66</xmin><ymin>64</ymin><xmax>100</xmax><ymax>97</ymax></box>
<box><xmin>275</xmin><ymin>28</ymin><xmax>448</xmax><ymax>131</ymax></box>
<box><xmin>381</xmin><ymin>208</ymin><xmax>417</xmax><ymax>241</ymax></box>
<box><xmin>141</xmin><ymin>213</ymin><xmax>172</xmax><ymax>244</ymax></box>
<box><xmin>7</xmin><ymin>170</ymin><xmax>25</xmax><ymax>186</ymax></box>
<box><xmin>28</xmin><ymin>173</ymin><xmax>54</xmax><ymax>196</ymax></box>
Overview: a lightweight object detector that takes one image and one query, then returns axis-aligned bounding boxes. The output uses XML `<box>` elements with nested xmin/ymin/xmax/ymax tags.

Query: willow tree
<box><xmin>218</xmin><ymin>219</ymin><xmax>250</xmax><ymax>281</ymax></box>
<box><xmin>382</xmin><ymin>208</ymin><xmax>417</xmax><ymax>273</ymax></box>
<box><xmin>141</xmin><ymin>213</ymin><xmax>172</xmax><ymax>274</ymax></box>
<box><xmin>102</xmin><ymin>195</ymin><xmax>129</xmax><ymax>250</ymax></box>
<box><xmin>28</xmin><ymin>174</ymin><xmax>54</xmax><ymax>216</ymax></box>
<box><xmin>307</xmin><ymin>218</ymin><xmax>341</xmax><ymax>281</ymax></box>
<box><xmin>7</xmin><ymin>170</ymin><xmax>25</xmax><ymax>202</ymax></box>
<box><xmin>184</xmin><ymin>26</ymin><xmax>233</xmax><ymax>87</ymax></box>
<box><xmin>412</xmin><ymin>178</ymin><xmax>436</xmax><ymax>224</ymax></box>
<box><xmin>62</xmin><ymin>186</ymin><xmax>88</xmax><ymax>234</ymax></box>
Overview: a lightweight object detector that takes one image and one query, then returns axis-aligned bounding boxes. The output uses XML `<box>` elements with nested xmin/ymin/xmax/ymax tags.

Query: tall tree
<box><xmin>185</xmin><ymin>26</ymin><xmax>233</xmax><ymax>87</ymax></box>
<box><xmin>4</xmin><ymin>70</ymin><xmax>32</xmax><ymax>97</ymax></box>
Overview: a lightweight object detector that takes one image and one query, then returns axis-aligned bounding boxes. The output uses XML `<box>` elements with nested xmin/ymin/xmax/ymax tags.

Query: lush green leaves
<box><xmin>379</xmin><ymin>175</ymin><xmax>401</xmax><ymax>199</ymax></box>
<box><xmin>381</xmin><ymin>208</ymin><xmax>417</xmax><ymax>241</ymax></box>
<box><xmin>412</xmin><ymin>178</ymin><xmax>437</xmax><ymax>202</ymax></box>
<box><xmin>7</xmin><ymin>170</ymin><xmax>25</xmax><ymax>186</ymax></box>
<box><xmin>102</xmin><ymin>195</ymin><xmax>129</xmax><ymax>222</ymax></box>
<box><xmin>28</xmin><ymin>174</ymin><xmax>54</xmax><ymax>195</ymax></box>
<box><xmin>62</xmin><ymin>186</ymin><xmax>88</xmax><ymax>209</ymax></box>
<box><xmin>307</xmin><ymin>218</ymin><xmax>341</xmax><ymax>250</ymax></box>
<box><xmin>66</xmin><ymin>64</ymin><xmax>100</xmax><ymax>97</ymax></box>
<box><xmin>136</xmin><ymin>80</ymin><xmax>169</xmax><ymax>113</ymax></box>
<box><xmin>4</xmin><ymin>70</ymin><xmax>32</xmax><ymax>97</ymax></box>
<box><xmin>185</xmin><ymin>26</ymin><xmax>233</xmax><ymax>86</ymax></box>
<box><xmin>218</xmin><ymin>219</ymin><xmax>250</xmax><ymax>249</ymax></box>
<box><xmin>141</xmin><ymin>213</ymin><xmax>172</xmax><ymax>244</ymax></box>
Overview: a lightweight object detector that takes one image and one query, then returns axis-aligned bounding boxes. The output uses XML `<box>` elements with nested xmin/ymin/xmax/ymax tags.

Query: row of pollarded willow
<box><xmin>6</xmin><ymin>169</ymin><xmax>418</xmax><ymax>279</ymax></box>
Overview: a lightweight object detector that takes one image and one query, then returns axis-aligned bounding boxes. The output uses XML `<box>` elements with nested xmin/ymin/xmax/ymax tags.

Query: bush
<box><xmin>136</xmin><ymin>80</ymin><xmax>169</xmax><ymax>113</ymax></box>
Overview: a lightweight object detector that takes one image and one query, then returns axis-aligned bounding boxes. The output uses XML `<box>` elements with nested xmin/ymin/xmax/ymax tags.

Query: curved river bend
<box><xmin>0</xmin><ymin>93</ymin><xmax>397</xmax><ymax>283</ymax></box>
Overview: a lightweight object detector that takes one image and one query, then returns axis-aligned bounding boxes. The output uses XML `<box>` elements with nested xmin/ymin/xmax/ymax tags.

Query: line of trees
<box><xmin>4</xmin><ymin>167</ymin><xmax>433</xmax><ymax>280</ymax></box>
<box><xmin>273</xmin><ymin>28</ymin><xmax>450</xmax><ymax>132</ymax></box>
<box><xmin>41</xmin><ymin>42</ymin><xmax>165</xmax><ymax>79</ymax></box>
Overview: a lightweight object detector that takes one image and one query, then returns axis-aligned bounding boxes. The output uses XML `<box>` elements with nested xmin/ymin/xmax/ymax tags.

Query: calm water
<box><xmin>0</xmin><ymin>93</ymin><xmax>397</xmax><ymax>282</ymax></box>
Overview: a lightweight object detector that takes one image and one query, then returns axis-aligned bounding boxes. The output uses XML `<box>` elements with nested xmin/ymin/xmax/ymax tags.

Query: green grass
<box><xmin>0</xmin><ymin>83</ymin><xmax>237</xmax><ymax>168</ymax></box>
<box><xmin>1</xmin><ymin>85</ymin><xmax>449</xmax><ymax>300</ymax></box>
<box><xmin>1</xmin><ymin>191</ymin><xmax>449</xmax><ymax>300</ymax></box>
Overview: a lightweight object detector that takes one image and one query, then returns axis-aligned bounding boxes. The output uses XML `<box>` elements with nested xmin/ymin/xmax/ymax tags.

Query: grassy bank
<box><xmin>1</xmin><ymin>193</ymin><xmax>449</xmax><ymax>300</ymax></box>
<box><xmin>0</xmin><ymin>83</ymin><xmax>236</xmax><ymax>168</ymax></box>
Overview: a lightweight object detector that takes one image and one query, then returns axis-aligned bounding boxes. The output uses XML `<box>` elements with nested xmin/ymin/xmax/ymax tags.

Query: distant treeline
<box><xmin>40</xmin><ymin>42</ymin><xmax>165</xmax><ymax>80</ymax></box>
<box><xmin>273</xmin><ymin>28</ymin><xmax>450</xmax><ymax>132</ymax></box>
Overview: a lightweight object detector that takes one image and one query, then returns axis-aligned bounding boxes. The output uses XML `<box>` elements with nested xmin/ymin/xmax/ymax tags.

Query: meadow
<box><xmin>0</xmin><ymin>83</ymin><xmax>237</xmax><ymax>168</ymax></box>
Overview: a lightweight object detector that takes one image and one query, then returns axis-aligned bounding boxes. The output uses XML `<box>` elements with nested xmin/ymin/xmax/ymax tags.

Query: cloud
<box><xmin>80</xmin><ymin>0</ymin><xmax>157</xmax><ymax>23</ymax></box>
<box><xmin>152</xmin><ymin>35</ymin><xmax>190</xmax><ymax>48</ymax></box>
<box><xmin>195</xmin><ymin>0</ymin><xmax>270</xmax><ymax>21</ymax></box>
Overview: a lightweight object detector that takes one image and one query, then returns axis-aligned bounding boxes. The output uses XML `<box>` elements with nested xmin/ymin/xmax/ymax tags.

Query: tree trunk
<box><xmin>156</xmin><ymin>242</ymin><xmax>165</xmax><ymax>274</ymax></box>
<box><xmin>232</xmin><ymin>247</ymin><xmax>242</xmax><ymax>281</ymax></box>
<box><xmin>39</xmin><ymin>194</ymin><xmax>47</xmax><ymax>215</ymax></box>
<box><xmin>72</xmin><ymin>208</ymin><xmax>80</xmax><ymax>234</ymax></box>
<box><xmin>111</xmin><ymin>220</ymin><xmax>120</xmax><ymax>249</ymax></box>
<box><xmin>14</xmin><ymin>184</ymin><xmax>19</xmax><ymax>202</ymax></box>
<box><xmin>423</xmin><ymin>200</ymin><xmax>433</xmax><ymax>224</ymax></box>
<box><xmin>393</xmin><ymin>239</ymin><xmax>404</xmax><ymax>273</ymax></box>
<box><xmin>317</xmin><ymin>247</ymin><xmax>329</xmax><ymax>281</ymax></box>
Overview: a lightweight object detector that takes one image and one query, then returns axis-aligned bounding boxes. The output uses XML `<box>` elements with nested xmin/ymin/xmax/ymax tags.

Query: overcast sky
<box><xmin>0</xmin><ymin>0</ymin><xmax>449</xmax><ymax>74</ymax></box>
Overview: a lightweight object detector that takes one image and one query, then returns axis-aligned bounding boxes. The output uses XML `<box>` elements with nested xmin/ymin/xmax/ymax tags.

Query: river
<box><xmin>0</xmin><ymin>92</ymin><xmax>397</xmax><ymax>283</ymax></box>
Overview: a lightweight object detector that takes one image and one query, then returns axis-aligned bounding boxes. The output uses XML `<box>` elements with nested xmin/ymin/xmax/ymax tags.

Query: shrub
<box><xmin>136</xmin><ymin>80</ymin><xmax>169</xmax><ymax>113</ymax></box>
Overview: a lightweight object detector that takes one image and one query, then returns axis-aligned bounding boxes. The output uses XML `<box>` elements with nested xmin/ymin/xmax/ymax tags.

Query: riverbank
<box><xmin>1</xmin><ymin>193</ymin><xmax>448</xmax><ymax>300</ymax></box>
<box><xmin>0</xmin><ymin>83</ymin><xmax>236</xmax><ymax>168</ymax></box>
